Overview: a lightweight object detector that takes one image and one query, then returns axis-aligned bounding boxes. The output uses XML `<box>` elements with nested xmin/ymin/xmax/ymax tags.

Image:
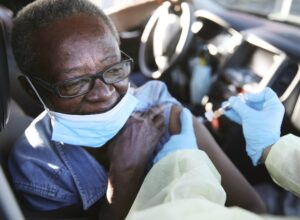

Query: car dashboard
<box><xmin>191</xmin><ymin>9</ymin><xmax>300</xmax><ymax>133</ymax></box>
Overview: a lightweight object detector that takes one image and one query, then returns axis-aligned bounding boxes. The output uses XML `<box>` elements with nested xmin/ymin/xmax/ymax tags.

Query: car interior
<box><xmin>0</xmin><ymin>0</ymin><xmax>300</xmax><ymax>219</ymax></box>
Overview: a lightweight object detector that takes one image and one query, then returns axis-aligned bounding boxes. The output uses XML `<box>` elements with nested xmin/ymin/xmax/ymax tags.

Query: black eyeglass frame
<box><xmin>28</xmin><ymin>51</ymin><xmax>134</xmax><ymax>99</ymax></box>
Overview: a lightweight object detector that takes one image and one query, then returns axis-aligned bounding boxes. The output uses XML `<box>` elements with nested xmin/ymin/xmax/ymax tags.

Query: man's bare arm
<box><xmin>169</xmin><ymin>106</ymin><xmax>266</xmax><ymax>214</ymax></box>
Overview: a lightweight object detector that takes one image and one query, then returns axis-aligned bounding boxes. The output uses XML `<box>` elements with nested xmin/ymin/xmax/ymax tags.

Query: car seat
<box><xmin>0</xmin><ymin>5</ymin><xmax>33</xmax><ymax>177</ymax></box>
<box><xmin>0</xmin><ymin>16</ymin><xmax>26</xmax><ymax>220</ymax></box>
<box><xmin>0</xmin><ymin>5</ymin><xmax>43</xmax><ymax>118</ymax></box>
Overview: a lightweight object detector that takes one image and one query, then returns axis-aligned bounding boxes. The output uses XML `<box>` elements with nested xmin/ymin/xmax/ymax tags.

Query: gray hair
<box><xmin>11</xmin><ymin>0</ymin><xmax>120</xmax><ymax>76</ymax></box>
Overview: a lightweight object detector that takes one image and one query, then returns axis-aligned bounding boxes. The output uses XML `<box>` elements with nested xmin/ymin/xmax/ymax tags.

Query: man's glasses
<box><xmin>29</xmin><ymin>51</ymin><xmax>133</xmax><ymax>99</ymax></box>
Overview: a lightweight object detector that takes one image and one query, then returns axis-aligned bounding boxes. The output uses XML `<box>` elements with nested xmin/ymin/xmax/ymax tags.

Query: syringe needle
<box><xmin>204</xmin><ymin>102</ymin><xmax>231</xmax><ymax>122</ymax></box>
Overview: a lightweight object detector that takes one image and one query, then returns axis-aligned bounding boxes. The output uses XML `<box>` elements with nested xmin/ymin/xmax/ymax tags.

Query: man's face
<box><xmin>32</xmin><ymin>14</ymin><xmax>128</xmax><ymax>114</ymax></box>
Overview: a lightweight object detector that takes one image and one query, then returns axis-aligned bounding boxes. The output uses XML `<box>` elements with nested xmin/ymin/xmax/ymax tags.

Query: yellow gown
<box><xmin>127</xmin><ymin>134</ymin><xmax>300</xmax><ymax>220</ymax></box>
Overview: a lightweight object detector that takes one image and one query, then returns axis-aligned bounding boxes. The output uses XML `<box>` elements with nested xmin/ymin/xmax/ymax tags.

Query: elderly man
<box><xmin>9</xmin><ymin>0</ymin><xmax>265</xmax><ymax>219</ymax></box>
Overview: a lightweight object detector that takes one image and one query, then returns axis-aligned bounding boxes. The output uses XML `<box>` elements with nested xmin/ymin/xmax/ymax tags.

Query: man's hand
<box><xmin>108</xmin><ymin>105</ymin><xmax>165</xmax><ymax>169</ymax></box>
<box><xmin>100</xmin><ymin>106</ymin><xmax>165</xmax><ymax>220</ymax></box>
<box><xmin>225</xmin><ymin>88</ymin><xmax>285</xmax><ymax>166</ymax></box>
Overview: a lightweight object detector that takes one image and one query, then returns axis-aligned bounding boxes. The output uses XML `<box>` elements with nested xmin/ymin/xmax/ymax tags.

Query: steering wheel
<box><xmin>139</xmin><ymin>1</ymin><xmax>195</xmax><ymax>79</ymax></box>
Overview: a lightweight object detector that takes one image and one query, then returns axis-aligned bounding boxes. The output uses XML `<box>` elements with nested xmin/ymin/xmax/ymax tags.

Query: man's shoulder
<box><xmin>134</xmin><ymin>80</ymin><xmax>180</xmax><ymax>109</ymax></box>
<box><xmin>133</xmin><ymin>80</ymin><xmax>170</xmax><ymax>101</ymax></box>
<box><xmin>134</xmin><ymin>80</ymin><xmax>167</xmax><ymax>94</ymax></box>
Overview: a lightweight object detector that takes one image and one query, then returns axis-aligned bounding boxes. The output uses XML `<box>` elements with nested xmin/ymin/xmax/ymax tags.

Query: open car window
<box><xmin>212</xmin><ymin>0</ymin><xmax>300</xmax><ymax>26</ymax></box>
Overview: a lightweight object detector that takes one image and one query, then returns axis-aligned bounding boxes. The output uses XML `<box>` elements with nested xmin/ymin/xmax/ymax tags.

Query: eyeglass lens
<box><xmin>58</xmin><ymin>60</ymin><xmax>132</xmax><ymax>97</ymax></box>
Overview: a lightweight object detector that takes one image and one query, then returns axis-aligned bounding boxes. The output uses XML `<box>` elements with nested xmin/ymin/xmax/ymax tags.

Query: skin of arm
<box><xmin>261</xmin><ymin>145</ymin><xmax>272</xmax><ymax>163</ymax></box>
<box><xmin>169</xmin><ymin>105</ymin><xmax>267</xmax><ymax>214</ymax></box>
<box><xmin>105</xmin><ymin>0</ymin><xmax>163</xmax><ymax>32</ymax></box>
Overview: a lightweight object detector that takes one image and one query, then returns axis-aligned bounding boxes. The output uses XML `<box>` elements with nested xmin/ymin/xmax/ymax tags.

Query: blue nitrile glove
<box><xmin>224</xmin><ymin>88</ymin><xmax>285</xmax><ymax>166</ymax></box>
<box><xmin>153</xmin><ymin>108</ymin><xmax>198</xmax><ymax>163</ymax></box>
<box><xmin>222</xmin><ymin>95</ymin><xmax>264</xmax><ymax>124</ymax></box>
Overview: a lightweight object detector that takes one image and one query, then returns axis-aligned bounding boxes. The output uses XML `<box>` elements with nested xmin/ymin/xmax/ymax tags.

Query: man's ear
<box><xmin>18</xmin><ymin>75</ymin><xmax>41</xmax><ymax>104</ymax></box>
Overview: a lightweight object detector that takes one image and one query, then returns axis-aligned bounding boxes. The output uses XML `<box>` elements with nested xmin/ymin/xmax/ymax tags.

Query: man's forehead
<box><xmin>32</xmin><ymin>14</ymin><xmax>115</xmax><ymax>56</ymax></box>
<box><xmin>31</xmin><ymin>14</ymin><xmax>119</xmax><ymax>81</ymax></box>
<box><xmin>36</xmin><ymin>14</ymin><xmax>108</xmax><ymax>36</ymax></box>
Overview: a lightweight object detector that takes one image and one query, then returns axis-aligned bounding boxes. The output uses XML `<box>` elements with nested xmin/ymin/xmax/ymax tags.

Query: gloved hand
<box><xmin>153</xmin><ymin>108</ymin><xmax>198</xmax><ymax>163</ymax></box>
<box><xmin>225</xmin><ymin>88</ymin><xmax>285</xmax><ymax>166</ymax></box>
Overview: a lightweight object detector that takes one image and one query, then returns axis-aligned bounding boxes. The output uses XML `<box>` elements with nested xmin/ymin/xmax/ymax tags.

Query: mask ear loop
<box><xmin>23</xmin><ymin>75</ymin><xmax>55</xmax><ymax>121</ymax></box>
<box><xmin>25</xmin><ymin>77</ymin><xmax>132</xmax><ymax>119</ymax></box>
<box><xmin>128</xmin><ymin>82</ymin><xmax>132</xmax><ymax>93</ymax></box>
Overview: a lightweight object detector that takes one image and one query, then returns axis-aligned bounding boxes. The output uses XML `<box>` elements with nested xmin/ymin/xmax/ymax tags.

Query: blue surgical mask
<box><xmin>49</xmin><ymin>87</ymin><xmax>138</xmax><ymax>147</ymax></box>
<box><xmin>24</xmin><ymin>75</ymin><xmax>139</xmax><ymax>148</ymax></box>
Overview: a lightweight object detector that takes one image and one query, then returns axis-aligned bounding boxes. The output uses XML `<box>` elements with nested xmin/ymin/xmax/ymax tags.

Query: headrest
<box><xmin>0</xmin><ymin>19</ymin><xmax>10</xmax><ymax>132</ymax></box>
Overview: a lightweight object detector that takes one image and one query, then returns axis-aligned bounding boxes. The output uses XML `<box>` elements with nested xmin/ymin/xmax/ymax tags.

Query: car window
<box><xmin>290</xmin><ymin>0</ymin><xmax>300</xmax><ymax>15</ymax></box>
<box><xmin>214</xmin><ymin>0</ymin><xmax>279</xmax><ymax>15</ymax></box>
<box><xmin>212</xmin><ymin>0</ymin><xmax>300</xmax><ymax>25</ymax></box>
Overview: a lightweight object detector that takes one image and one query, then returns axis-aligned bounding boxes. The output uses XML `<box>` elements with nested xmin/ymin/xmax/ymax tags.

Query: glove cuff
<box><xmin>246</xmin><ymin>134</ymin><xmax>280</xmax><ymax>166</ymax></box>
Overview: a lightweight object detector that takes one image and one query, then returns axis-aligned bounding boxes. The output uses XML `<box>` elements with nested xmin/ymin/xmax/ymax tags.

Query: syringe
<box><xmin>204</xmin><ymin>95</ymin><xmax>246</xmax><ymax>122</ymax></box>
<box><xmin>204</xmin><ymin>102</ymin><xmax>231</xmax><ymax>122</ymax></box>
